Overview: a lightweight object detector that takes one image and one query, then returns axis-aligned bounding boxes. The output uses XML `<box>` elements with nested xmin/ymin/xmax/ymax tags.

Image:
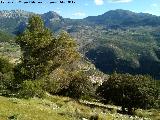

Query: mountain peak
<box><xmin>102</xmin><ymin>9</ymin><xmax>139</xmax><ymax>18</ymax></box>
<box><xmin>0</xmin><ymin>10</ymin><xmax>34</xmax><ymax>18</ymax></box>
<box><xmin>42</xmin><ymin>11</ymin><xmax>62</xmax><ymax>20</ymax></box>
<box><xmin>106</xmin><ymin>9</ymin><xmax>134</xmax><ymax>14</ymax></box>
<box><xmin>84</xmin><ymin>9</ymin><xmax>160</xmax><ymax>26</ymax></box>
<box><xmin>103</xmin><ymin>9</ymin><xmax>156</xmax><ymax>17</ymax></box>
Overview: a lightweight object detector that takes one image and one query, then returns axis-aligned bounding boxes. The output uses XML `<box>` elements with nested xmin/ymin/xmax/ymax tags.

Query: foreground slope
<box><xmin>0</xmin><ymin>95</ymin><xmax>159</xmax><ymax>120</ymax></box>
<box><xmin>0</xmin><ymin>96</ymin><xmax>69</xmax><ymax>120</ymax></box>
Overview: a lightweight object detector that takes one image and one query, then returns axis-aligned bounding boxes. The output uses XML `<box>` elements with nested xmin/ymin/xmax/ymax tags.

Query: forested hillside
<box><xmin>1</xmin><ymin>9</ymin><xmax>160</xmax><ymax>78</ymax></box>
<box><xmin>0</xmin><ymin>13</ymin><xmax>159</xmax><ymax>120</ymax></box>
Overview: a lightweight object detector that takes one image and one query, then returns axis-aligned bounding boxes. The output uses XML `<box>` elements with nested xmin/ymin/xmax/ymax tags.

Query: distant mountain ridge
<box><xmin>84</xmin><ymin>9</ymin><xmax>160</xmax><ymax>27</ymax></box>
<box><xmin>1</xmin><ymin>9</ymin><xmax>160</xmax><ymax>33</ymax></box>
<box><xmin>0</xmin><ymin>10</ymin><xmax>34</xmax><ymax>18</ymax></box>
<box><xmin>1</xmin><ymin>9</ymin><xmax>160</xmax><ymax>78</ymax></box>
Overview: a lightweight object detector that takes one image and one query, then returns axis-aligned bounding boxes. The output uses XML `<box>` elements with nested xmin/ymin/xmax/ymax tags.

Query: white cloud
<box><xmin>151</xmin><ymin>3</ymin><xmax>158</xmax><ymax>7</ymax></box>
<box><xmin>108</xmin><ymin>0</ymin><xmax>132</xmax><ymax>3</ymax></box>
<box><xmin>94</xmin><ymin>0</ymin><xmax>104</xmax><ymax>5</ymax></box>
<box><xmin>72</xmin><ymin>12</ymin><xmax>86</xmax><ymax>17</ymax></box>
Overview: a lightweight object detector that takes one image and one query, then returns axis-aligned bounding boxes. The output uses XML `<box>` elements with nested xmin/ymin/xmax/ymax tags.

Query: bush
<box><xmin>0</xmin><ymin>56</ymin><xmax>14</xmax><ymax>96</ymax></box>
<box><xmin>42</xmin><ymin>70</ymin><xmax>95</xmax><ymax>100</ymax></box>
<box><xmin>155</xmin><ymin>80</ymin><xmax>160</xmax><ymax>109</ymax></box>
<box><xmin>97</xmin><ymin>73</ymin><xmax>159</xmax><ymax>114</ymax></box>
<box><xmin>42</xmin><ymin>69</ymin><xmax>70</xmax><ymax>95</ymax></box>
<box><xmin>43</xmin><ymin>77</ymin><xmax>70</xmax><ymax>95</ymax></box>
<box><xmin>66</xmin><ymin>71</ymin><xmax>94</xmax><ymax>99</ymax></box>
<box><xmin>18</xmin><ymin>80</ymin><xmax>45</xmax><ymax>99</ymax></box>
<box><xmin>0</xmin><ymin>56</ymin><xmax>13</xmax><ymax>74</ymax></box>
<box><xmin>0</xmin><ymin>72</ymin><xmax>14</xmax><ymax>96</ymax></box>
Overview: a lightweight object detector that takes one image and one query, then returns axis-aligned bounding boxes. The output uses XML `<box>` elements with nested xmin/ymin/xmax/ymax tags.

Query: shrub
<box><xmin>18</xmin><ymin>80</ymin><xmax>45</xmax><ymax>99</ymax></box>
<box><xmin>0</xmin><ymin>56</ymin><xmax>14</xmax><ymax>96</ymax></box>
<box><xmin>0</xmin><ymin>72</ymin><xmax>14</xmax><ymax>96</ymax></box>
<box><xmin>0</xmin><ymin>56</ymin><xmax>13</xmax><ymax>74</ymax></box>
<box><xmin>66</xmin><ymin>71</ymin><xmax>94</xmax><ymax>99</ymax></box>
<box><xmin>43</xmin><ymin>77</ymin><xmax>70</xmax><ymax>95</ymax></box>
<box><xmin>42</xmin><ymin>70</ymin><xmax>95</xmax><ymax>100</ymax></box>
<box><xmin>42</xmin><ymin>69</ymin><xmax>70</xmax><ymax>95</ymax></box>
<box><xmin>97</xmin><ymin>73</ymin><xmax>159</xmax><ymax>114</ymax></box>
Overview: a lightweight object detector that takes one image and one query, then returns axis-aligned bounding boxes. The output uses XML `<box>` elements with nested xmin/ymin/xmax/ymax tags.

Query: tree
<box><xmin>0</xmin><ymin>56</ymin><xmax>13</xmax><ymax>74</ymax></box>
<box><xmin>65</xmin><ymin>71</ymin><xmax>94</xmax><ymax>99</ymax></box>
<box><xmin>97</xmin><ymin>73</ymin><xmax>159</xmax><ymax>114</ymax></box>
<box><xmin>18</xmin><ymin>80</ymin><xmax>45</xmax><ymax>99</ymax></box>
<box><xmin>14</xmin><ymin>15</ymin><xmax>79</xmax><ymax>82</ymax></box>
<box><xmin>0</xmin><ymin>56</ymin><xmax>14</xmax><ymax>96</ymax></box>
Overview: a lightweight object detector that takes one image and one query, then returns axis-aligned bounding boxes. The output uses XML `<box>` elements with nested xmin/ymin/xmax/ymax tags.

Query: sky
<box><xmin>0</xmin><ymin>0</ymin><xmax>160</xmax><ymax>19</ymax></box>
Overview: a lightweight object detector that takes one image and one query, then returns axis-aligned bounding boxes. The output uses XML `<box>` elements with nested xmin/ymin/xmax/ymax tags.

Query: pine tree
<box><xmin>14</xmin><ymin>15</ymin><xmax>79</xmax><ymax>82</ymax></box>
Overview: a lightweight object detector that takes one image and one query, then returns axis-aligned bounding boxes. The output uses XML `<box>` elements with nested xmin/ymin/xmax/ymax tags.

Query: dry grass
<box><xmin>0</xmin><ymin>95</ymin><xmax>158</xmax><ymax>120</ymax></box>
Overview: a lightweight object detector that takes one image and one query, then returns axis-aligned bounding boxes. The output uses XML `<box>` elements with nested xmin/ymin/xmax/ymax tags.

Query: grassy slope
<box><xmin>0</xmin><ymin>95</ymin><xmax>159</xmax><ymax>120</ymax></box>
<box><xmin>0</xmin><ymin>96</ymin><xmax>70</xmax><ymax>120</ymax></box>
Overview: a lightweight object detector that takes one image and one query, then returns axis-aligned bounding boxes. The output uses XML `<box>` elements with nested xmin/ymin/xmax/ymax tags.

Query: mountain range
<box><xmin>1</xmin><ymin>9</ymin><xmax>160</xmax><ymax>79</ymax></box>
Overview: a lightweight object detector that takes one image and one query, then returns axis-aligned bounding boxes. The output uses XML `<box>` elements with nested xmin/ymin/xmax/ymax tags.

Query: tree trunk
<box><xmin>127</xmin><ymin>107</ymin><xmax>133</xmax><ymax>115</ymax></box>
<box><xmin>122</xmin><ymin>106</ymin><xmax>126</xmax><ymax>113</ymax></box>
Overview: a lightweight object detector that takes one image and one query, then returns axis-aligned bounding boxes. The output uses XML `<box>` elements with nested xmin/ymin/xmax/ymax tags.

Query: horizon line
<box><xmin>0</xmin><ymin>9</ymin><xmax>158</xmax><ymax>19</ymax></box>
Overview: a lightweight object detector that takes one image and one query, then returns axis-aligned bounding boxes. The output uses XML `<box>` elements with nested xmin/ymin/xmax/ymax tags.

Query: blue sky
<box><xmin>0</xmin><ymin>0</ymin><xmax>160</xmax><ymax>19</ymax></box>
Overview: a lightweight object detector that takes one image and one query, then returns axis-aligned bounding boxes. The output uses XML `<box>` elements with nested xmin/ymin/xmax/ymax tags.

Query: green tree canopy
<box><xmin>0</xmin><ymin>56</ymin><xmax>13</xmax><ymax>74</ymax></box>
<box><xmin>14</xmin><ymin>15</ymin><xmax>79</xmax><ymax>82</ymax></box>
<box><xmin>66</xmin><ymin>71</ymin><xmax>94</xmax><ymax>99</ymax></box>
<box><xmin>97</xmin><ymin>73</ymin><xmax>159</xmax><ymax>114</ymax></box>
<box><xmin>0</xmin><ymin>56</ymin><xmax>14</xmax><ymax>96</ymax></box>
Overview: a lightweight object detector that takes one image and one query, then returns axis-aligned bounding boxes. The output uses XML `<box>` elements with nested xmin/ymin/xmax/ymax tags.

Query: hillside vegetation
<box><xmin>0</xmin><ymin>13</ymin><xmax>159</xmax><ymax>120</ymax></box>
<box><xmin>0</xmin><ymin>31</ymin><xmax>20</xmax><ymax>61</ymax></box>
<box><xmin>0</xmin><ymin>95</ymin><xmax>159</xmax><ymax>120</ymax></box>
<box><xmin>1</xmin><ymin>10</ymin><xmax>160</xmax><ymax>78</ymax></box>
